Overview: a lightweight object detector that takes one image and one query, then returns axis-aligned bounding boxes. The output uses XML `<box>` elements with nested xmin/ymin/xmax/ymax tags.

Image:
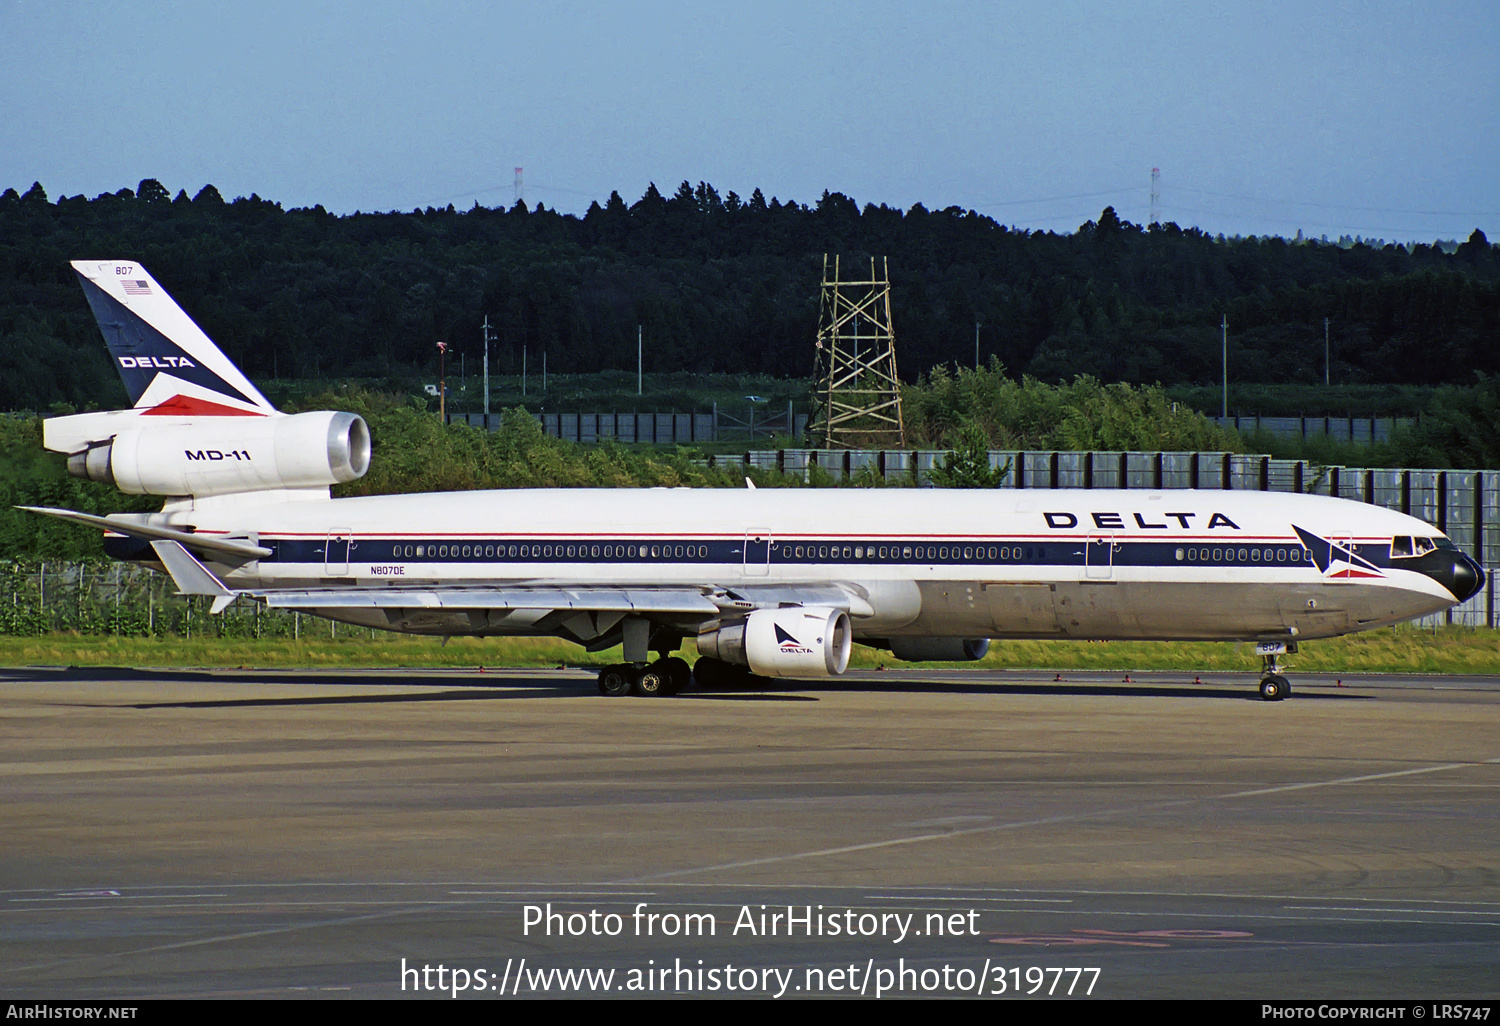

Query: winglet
<box><xmin>149</xmin><ymin>540</ymin><xmax>237</xmax><ymax>613</ymax></box>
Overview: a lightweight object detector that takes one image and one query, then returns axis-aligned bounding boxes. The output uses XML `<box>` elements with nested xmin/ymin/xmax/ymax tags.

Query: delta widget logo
<box><xmin>774</xmin><ymin>624</ymin><xmax>815</xmax><ymax>655</ymax></box>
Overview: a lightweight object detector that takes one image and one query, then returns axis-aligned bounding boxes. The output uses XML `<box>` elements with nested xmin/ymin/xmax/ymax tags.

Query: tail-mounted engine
<box><xmin>696</xmin><ymin>606</ymin><xmax>853</xmax><ymax>678</ymax></box>
<box><xmin>58</xmin><ymin>410</ymin><xmax>370</xmax><ymax>498</ymax></box>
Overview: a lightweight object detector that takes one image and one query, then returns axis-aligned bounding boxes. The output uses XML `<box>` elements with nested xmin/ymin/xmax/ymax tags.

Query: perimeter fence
<box><xmin>0</xmin><ymin>560</ymin><xmax>340</xmax><ymax>639</ymax></box>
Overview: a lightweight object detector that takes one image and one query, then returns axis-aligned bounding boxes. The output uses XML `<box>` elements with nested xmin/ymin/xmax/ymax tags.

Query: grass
<box><xmin>1</xmin><ymin>624</ymin><xmax>1496</xmax><ymax>676</ymax></box>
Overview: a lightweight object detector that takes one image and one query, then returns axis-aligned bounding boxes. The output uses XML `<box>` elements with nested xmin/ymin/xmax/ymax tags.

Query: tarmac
<box><xmin>1</xmin><ymin>665</ymin><xmax>1496</xmax><ymax>999</ymax></box>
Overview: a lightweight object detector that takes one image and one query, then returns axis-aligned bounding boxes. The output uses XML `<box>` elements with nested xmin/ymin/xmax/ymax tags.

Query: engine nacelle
<box><xmin>697</xmin><ymin>606</ymin><xmax>852</xmax><ymax>678</ymax></box>
<box><xmin>65</xmin><ymin>410</ymin><xmax>370</xmax><ymax>497</ymax></box>
<box><xmin>887</xmin><ymin>637</ymin><xmax>991</xmax><ymax>662</ymax></box>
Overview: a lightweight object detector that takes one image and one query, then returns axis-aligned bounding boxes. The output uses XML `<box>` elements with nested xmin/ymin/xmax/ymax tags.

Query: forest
<box><xmin>1</xmin><ymin>178</ymin><xmax>1496</xmax><ymax>416</ymax></box>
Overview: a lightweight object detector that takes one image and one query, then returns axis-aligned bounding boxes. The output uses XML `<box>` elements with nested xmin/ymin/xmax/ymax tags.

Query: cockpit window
<box><xmin>1390</xmin><ymin>536</ymin><xmax>1439</xmax><ymax>558</ymax></box>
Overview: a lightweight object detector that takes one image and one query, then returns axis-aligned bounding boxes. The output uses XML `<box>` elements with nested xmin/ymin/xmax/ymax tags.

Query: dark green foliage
<box><xmin>927</xmin><ymin>420</ymin><xmax>1011</xmax><ymax>488</ymax></box>
<box><xmin>296</xmin><ymin>390</ymin><xmax>777</xmax><ymax>494</ymax></box>
<box><xmin>903</xmin><ymin>361</ymin><xmax>1245</xmax><ymax>453</ymax></box>
<box><xmin>0</xmin><ymin>416</ymin><xmax>157</xmax><ymax>560</ymax></box>
<box><xmin>0</xmin><ymin>180</ymin><xmax>1495</xmax><ymax>419</ymax></box>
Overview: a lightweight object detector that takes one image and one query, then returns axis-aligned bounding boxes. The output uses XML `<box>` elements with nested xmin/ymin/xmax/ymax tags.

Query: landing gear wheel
<box><xmin>658</xmin><ymin>657</ymin><xmax>691</xmax><ymax>695</ymax></box>
<box><xmin>691</xmin><ymin>657</ymin><xmax>725</xmax><ymax>690</ymax></box>
<box><xmin>632</xmin><ymin>666</ymin><xmax>668</xmax><ymax>697</ymax></box>
<box><xmin>692</xmin><ymin>656</ymin><xmax>744</xmax><ymax>690</ymax></box>
<box><xmin>1259</xmin><ymin>674</ymin><xmax>1290</xmax><ymax>701</ymax></box>
<box><xmin>597</xmin><ymin>665</ymin><xmax>631</xmax><ymax>697</ymax></box>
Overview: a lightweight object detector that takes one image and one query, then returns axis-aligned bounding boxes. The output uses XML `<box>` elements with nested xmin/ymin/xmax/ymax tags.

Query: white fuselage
<box><xmin>139</xmin><ymin>486</ymin><xmax>1463</xmax><ymax>642</ymax></box>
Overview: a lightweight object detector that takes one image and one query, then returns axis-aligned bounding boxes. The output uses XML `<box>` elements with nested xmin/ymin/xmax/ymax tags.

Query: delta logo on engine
<box><xmin>774</xmin><ymin>624</ymin><xmax>814</xmax><ymax>655</ymax></box>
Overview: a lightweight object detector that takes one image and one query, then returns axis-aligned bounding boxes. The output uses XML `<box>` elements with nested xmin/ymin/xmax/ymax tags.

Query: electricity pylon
<box><xmin>810</xmin><ymin>254</ymin><xmax>906</xmax><ymax>449</ymax></box>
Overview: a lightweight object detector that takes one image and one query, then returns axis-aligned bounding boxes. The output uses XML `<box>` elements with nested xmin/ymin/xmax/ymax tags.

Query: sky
<box><xmin>2</xmin><ymin>0</ymin><xmax>1496</xmax><ymax>244</ymax></box>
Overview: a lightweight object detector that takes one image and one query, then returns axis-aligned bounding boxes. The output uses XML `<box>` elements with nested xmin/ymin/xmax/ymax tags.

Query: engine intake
<box><xmin>697</xmin><ymin>606</ymin><xmax>852</xmax><ymax>678</ymax></box>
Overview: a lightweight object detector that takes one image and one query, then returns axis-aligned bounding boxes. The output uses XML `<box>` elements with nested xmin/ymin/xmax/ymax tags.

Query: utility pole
<box><xmin>1221</xmin><ymin>315</ymin><xmax>1228</xmax><ymax>419</ymax></box>
<box><xmin>437</xmin><ymin>341</ymin><xmax>447</xmax><ymax>422</ymax></box>
<box><xmin>974</xmin><ymin>320</ymin><xmax>981</xmax><ymax>371</ymax></box>
<box><xmin>542</xmin><ymin>351</ymin><xmax>547</xmax><ymax>395</ymax></box>
<box><xmin>523</xmin><ymin>345</ymin><xmax>527</xmax><ymax>397</ymax></box>
<box><xmin>482</xmin><ymin>315</ymin><xmax>491</xmax><ymax>417</ymax></box>
<box><xmin>637</xmin><ymin>324</ymin><xmax>643</xmax><ymax>395</ymax></box>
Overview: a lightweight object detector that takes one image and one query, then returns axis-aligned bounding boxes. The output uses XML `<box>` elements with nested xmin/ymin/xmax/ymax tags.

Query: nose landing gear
<box><xmin>1257</xmin><ymin>645</ymin><xmax>1294</xmax><ymax>701</ymax></box>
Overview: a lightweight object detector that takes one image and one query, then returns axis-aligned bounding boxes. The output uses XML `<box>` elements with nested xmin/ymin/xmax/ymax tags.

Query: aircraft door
<box><xmin>742</xmin><ymin>529</ymin><xmax>771</xmax><ymax>576</ymax></box>
<box><xmin>324</xmin><ymin>529</ymin><xmax>352</xmax><ymax>576</ymax></box>
<box><xmin>1085</xmin><ymin>532</ymin><xmax>1117</xmax><ymax>579</ymax></box>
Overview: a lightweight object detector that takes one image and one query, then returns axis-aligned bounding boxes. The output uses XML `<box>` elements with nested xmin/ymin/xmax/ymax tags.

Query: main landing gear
<box><xmin>596</xmin><ymin>656</ymin><xmax>691</xmax><ymax>697</ymax></box>
<box><xmin>1258</xmin><ymin>649</ymin><xmax>1293</xmax><ymax>702</ymax></box>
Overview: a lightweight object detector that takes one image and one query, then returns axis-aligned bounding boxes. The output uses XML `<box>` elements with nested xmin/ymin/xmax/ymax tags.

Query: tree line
<box><xmin>1</xmin><ymin>179</ymin><xmax>1496</xmax><ymax>415</ymax></box>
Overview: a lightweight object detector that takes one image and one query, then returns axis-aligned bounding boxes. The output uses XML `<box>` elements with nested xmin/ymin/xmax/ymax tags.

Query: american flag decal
<box><xmin>121</xmin><ymin>280</ymin><xmax>151</xmax><ymax>295</ymax></box>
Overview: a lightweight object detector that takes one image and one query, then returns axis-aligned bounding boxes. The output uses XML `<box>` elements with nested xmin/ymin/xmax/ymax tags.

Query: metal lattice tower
<box><xmin>810</xmin><ymin>254</ymin><xmax>906</xmax><ymax>449</ymax></box>
<box><xmin>514</xmin><ymin>167</ymin><xmax>524</xmax><ymax>206</ymax></box>
<box><xmin>1149</xmin><ymin>167</ymin><xmax>1160</xmax><ymax>226</ymax></box>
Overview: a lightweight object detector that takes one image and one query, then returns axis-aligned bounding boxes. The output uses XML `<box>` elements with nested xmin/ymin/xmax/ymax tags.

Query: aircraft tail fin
<box><xmin>71</xmin><ymin>260</ymin><xmax>276</xmax><ymax>416</ymax></box>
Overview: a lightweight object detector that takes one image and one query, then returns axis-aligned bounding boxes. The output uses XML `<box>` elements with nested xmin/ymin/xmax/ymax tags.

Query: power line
<box><xmin>1168</xmin><ymin>202</ymin><xmax>1479</xmax><ymax>237</ymax></box>
<box><xmin>973</xmin><ymin>186</ymin><xmax>1143</xmax><ymax>209</ymax></box>
<box><xmin>1170</xmin><ymin>185</ymin><xmax>1498</xmax><ymax>218</ymax></box>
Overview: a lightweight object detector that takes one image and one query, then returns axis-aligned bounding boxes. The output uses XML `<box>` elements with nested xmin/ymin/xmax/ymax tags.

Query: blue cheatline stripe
<box><xmin>253</xmin><ymin>536</ymin><xmax>1334</xmax><ymax>570</ymax></box>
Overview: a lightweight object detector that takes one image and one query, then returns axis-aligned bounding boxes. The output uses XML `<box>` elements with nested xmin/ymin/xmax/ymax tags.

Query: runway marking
<box><xmin>1282</xmin><ymin>905</ymin><xmax>1500</xmax><ymax>916</ymax></box>
<box><xmin>2</xmin><ymin>903</ymin><xmax>446</xmax><ymax>976</ymax></box>
<box><xmin>9</xmin><ymin>893</ymin><xmax>227</xmax><ymax>902</ymax></box>
<box><xmin>630</xmin><ymin>756</ymin><xmax>1500</xmax><ymax>881</ymax></box>
<box><xmin>447</xmin><ymin>890</ymin><xmax>657</xmax><ymax>896</ymax></box>
<box><xmin>1220</xmin><ymin>757</ymin><xmax>1500</xmax><ymax>798</ymax></box>
<box><xmin>865</xmin><ymin>895</ymin><xmax>1072</xmax><ymax>903</ymax></box>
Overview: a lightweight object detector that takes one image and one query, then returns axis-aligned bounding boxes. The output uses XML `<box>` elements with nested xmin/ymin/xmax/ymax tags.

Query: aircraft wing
<box><xmin>260</xmin><ymin>586</ymin><xmax>723</xmax><ymax>614</ymax></box>
<box><xmin>256</xmin><ymin>582</ymin><xmax>874</xmax><ymax>655</ymax></box>
<box><xmin>257</xmin><ymin>582</ymin><xmax>873</xmax><ymax>618</ymax></box>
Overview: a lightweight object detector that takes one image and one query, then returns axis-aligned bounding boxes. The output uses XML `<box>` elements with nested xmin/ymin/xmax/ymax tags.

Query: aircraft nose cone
<box><xmin>1431</xmin><ymin>551</ymin><xmax>1485</xmax><ymax>602</ymax></box>
<box><xmin>1451</xmin><ymin>552</ymin><xmax>1485</xmax><ymax>602</ymax></box>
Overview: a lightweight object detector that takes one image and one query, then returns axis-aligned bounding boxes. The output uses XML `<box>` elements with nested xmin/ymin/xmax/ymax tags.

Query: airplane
<box><xmin>24</xmin><ymin>260</ymin><xmax>1485</xmax><ymax>702</ymax></box>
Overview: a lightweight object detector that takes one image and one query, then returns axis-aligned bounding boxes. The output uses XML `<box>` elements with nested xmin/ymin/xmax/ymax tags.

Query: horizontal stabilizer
<box><xmin>18</xmin><ymin>506</ymin><xmax>271</xmax><ymax>560</ymax></box>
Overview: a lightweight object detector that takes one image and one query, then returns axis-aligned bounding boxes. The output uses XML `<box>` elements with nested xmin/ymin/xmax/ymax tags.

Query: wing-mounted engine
<box><xmin>696</xmin><ymin>606</ymin><xmax>852</xmax><ymax>678</ymax></box>
<box><xmin>885</xmin><ymin>637</ymin><xmax>991</xmax><ymax>662</ymax></box>
<box><xmin>49</xmin><ymin>410</ymin><xmax>370</xmax><ymax>498</ymax></box>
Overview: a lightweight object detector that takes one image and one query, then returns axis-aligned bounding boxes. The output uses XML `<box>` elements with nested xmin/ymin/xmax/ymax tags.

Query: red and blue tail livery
<box><xmin>71</xmin><ymin>261</ymin><xmax>274</xmax><ymax>416</ymax></box>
